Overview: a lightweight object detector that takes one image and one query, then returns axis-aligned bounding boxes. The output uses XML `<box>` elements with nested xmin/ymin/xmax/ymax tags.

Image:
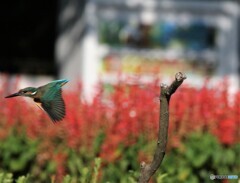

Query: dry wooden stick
<box><xmin>138</xmin><ymin>72</ymin><xmax>187</xmax><ymax>183</ymax></box>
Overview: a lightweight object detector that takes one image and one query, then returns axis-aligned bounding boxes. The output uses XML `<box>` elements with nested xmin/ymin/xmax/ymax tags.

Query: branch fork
<box><xmin>139</xmin><ymin>72</ymin><xmax>187</xmax><ymax>183</ymax></box>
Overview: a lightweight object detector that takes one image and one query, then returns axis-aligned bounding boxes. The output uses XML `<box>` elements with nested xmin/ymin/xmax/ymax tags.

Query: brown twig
<box><xmin>138</xmin><ymin>72</ymin><xmax>187</xmax><ymax>183</ymax></box>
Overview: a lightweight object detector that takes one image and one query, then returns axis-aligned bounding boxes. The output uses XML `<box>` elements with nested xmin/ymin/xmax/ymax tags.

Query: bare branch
<box><xmin>138</xmin><ymin>72</ymin><xmax>187</xmax><ymax>183</ymax></box>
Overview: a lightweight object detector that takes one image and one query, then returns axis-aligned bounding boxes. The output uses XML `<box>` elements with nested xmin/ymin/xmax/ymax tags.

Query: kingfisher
<box><xmin>5</xmin><ymin>79</ymin><xmax>69</xmax><ymax>123</ymax></box>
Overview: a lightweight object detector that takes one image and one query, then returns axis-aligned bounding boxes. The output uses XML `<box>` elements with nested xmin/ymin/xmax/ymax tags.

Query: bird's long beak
<box><xmin>5</xmin><ymin>92</ymin><xmax>20</xmax><ymax>98</ymax></box>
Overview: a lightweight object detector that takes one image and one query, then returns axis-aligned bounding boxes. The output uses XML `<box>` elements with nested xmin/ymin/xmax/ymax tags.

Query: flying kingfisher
<box><xmin>5</xmin><ymin>79</ymin><xmax>69</xmax><ymax>123</ymax></box>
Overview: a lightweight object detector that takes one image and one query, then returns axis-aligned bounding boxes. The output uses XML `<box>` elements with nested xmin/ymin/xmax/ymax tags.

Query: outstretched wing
<box><xmin>41</xmin><ymin>87</ymin><xmax>66</xmax><ymax>123</ymax></box>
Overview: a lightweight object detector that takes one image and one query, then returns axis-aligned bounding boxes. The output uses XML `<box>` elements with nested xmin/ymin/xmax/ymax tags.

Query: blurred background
<box><xmin>0</xmin><ymin>0</ymin><xmax>239</xmax><ymax>97</ymax></box>
<box><xmin>0</xmin><ymin>0</ymin><xmax>239</xmax><ymax>182</ymax></box>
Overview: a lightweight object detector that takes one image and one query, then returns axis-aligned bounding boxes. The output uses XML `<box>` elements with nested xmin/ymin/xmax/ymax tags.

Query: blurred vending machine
<box><xmin>78</xmin><ymin>0</ymin><xmax>239</xmax><ymax>98</ymax></box>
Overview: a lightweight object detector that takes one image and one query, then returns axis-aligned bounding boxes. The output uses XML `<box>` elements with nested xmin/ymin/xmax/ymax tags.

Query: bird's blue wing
<box><xmin>41</xmin><ymin>86</ymin><xmax>66</xmax><ymax>123</ymax></box>
<box><xmin>49</xmin><ymin>79</ymin><xmax>69</xmax><ymax>86</ymax></box>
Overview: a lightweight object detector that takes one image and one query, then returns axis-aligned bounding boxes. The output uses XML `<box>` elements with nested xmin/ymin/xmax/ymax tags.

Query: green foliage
<box><xmin>0</xmin><ymin>173</ymin><xmax>13</xmax><ymax>183</ymax></box>
<box><xmin>93</xmin><ymin>132</ymin><xmax>105</xmax><ymax>156</ymax></box>
<box><xmin>61</xmin><ymin>157</ymin><xmax>101</xmax><ymax>183</ymax></box>
<box><xmin>62</xmin><ymin>175</ymin><xmax>73</xmax><ymax>183</ymax></box>
<box><xmin>0</xmin><ymin>131</ymin><xmax>239</xmax><ymax>183</ymax></box>
<box><xmin>0</xmin><ymin>129</ymin><xmax>37</xmax><ymax>174</ymax></box>
<box><xmin>92</xmin><ymin>158</ymin><xmax>101</xmax><ymax>183</ymax></box>
<box><xmin>159</xmin><ymin>132</ymin><xmax>240</xmax><ymax>183</ymax></box>
<box><xmin>16</xmin><ymin>175</ymin><xmax>30</xmax><ymax>183</ymax></box>
<box><xmin>100</xmin><ymin>136</ymin><xmax>148</xmax><ymax>182</ymax></box>
<box><xmin>66</xmin><ymin>148</ymin><xmax>92</xmax><ymax>182</ymax></box>
<box><xmin>0</xmin><ymin>173</ymin><xmax>30</xmax><ymax>183</ymax></box>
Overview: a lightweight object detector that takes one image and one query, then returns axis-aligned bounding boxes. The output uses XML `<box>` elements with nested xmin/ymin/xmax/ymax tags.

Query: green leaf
<box><xmin>0</xmin><ymin>173</ymin><xmax>13</xmax><ymax>183</ymax></box>
<box><xmin>63</xmin><ymin>175</ymin><xmax>72</xmax><ymax>183</ymax></box>
<box><xmin>92</xmin><ymin>158</ymin><xmax>102</xmax><ymax>183</ymax></box>
<box><xmin>16</xmin><ymin>175</ymin><xmax>30</xmax><ymax>183</ymax></box>
<box><xmin>156</xmin><ymin>173</ymin><xmax>168</xmax><ymax>183</ymax></box>
<box><xmin>192</xmin><ymin>153</ymin><xmax>209</xmax><ymax>168</ymax></box>
<box><xmin>93</xmin><ymin>132</ymin><xmax>105</xmax><ymax>155</ymax></box>
<box><xmin>223</xmin><ymin>149</ymin><xmax>235</xmax><ymax>165</ymax></box>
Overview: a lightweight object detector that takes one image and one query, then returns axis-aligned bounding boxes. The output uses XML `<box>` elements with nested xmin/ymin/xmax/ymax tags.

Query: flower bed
<box><xmin>0</xmin><ymin>76</ymin><xmax>239</xmax><ymax>182</ymax></box>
